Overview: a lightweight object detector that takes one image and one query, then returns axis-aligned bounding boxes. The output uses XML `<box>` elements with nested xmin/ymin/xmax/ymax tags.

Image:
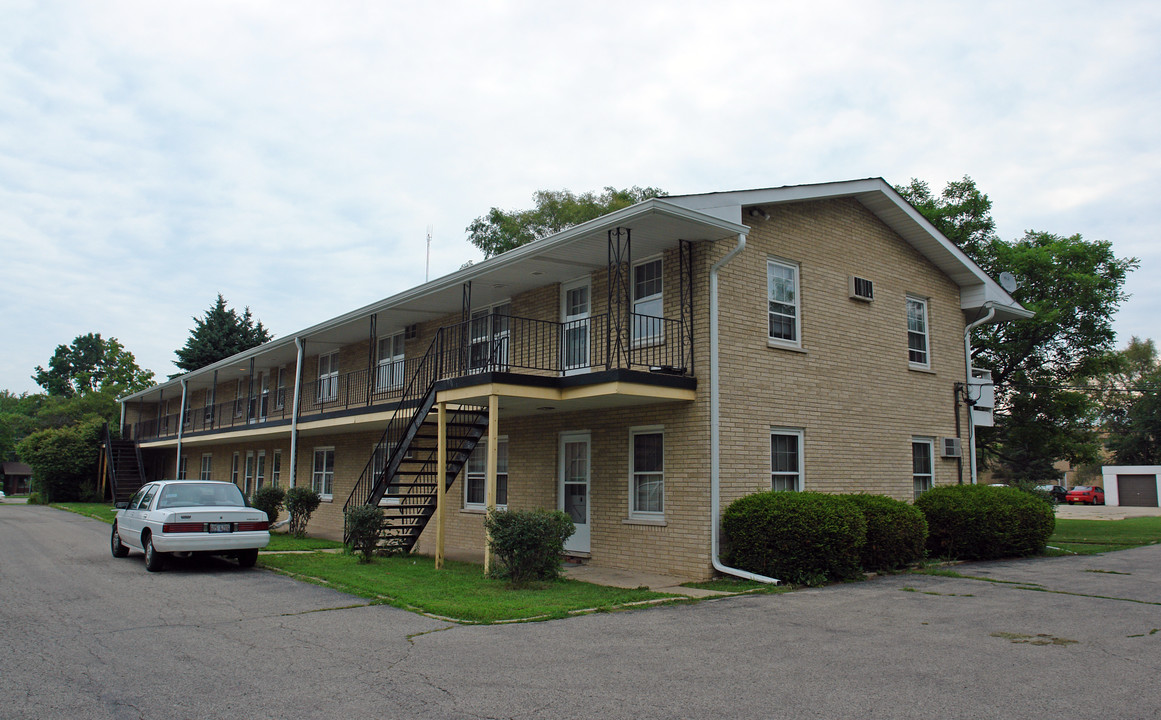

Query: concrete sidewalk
<box><xmin>1055</xmin><ymin>504</ymin><xmax>1161</xmax><ymax>520</ymax></box>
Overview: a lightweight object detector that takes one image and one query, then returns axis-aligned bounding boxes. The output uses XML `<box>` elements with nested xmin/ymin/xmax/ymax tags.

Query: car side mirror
<box><xmin>115</xmin><ymin>502</ymin><xmax>129</xmax><ymax>509</ymax></box>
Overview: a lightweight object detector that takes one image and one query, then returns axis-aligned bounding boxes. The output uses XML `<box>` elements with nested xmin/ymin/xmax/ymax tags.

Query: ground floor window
<box><xmin>313</xmin><ymin>447</ymin><xmax>335</xmax><ymax>498</ymax></box>
<box><xmin>244</xmin><ymin>451</ymin><xmax>255</xmax><ymax>496</ymax></box>
<box><xmin>256</xmin><ymin>450</ymin><xmax>266</xmax><ymax>490</ymax></box>
<box><xmin>630</xmin><ymin>427</ymin><xmax>664</xmax><ymax>517</ymax></box>
<box><xmin>231</xmin><ymin>452</ymin><xmax>240</xmax><ymax>486</ymax></box>
<box><xmin>912</xmin><ymin>438</ymin><xmax>934</xmax><ymax>498</ymax></box>
<box><xmin>200</xmin><ymin>454</ymin><xmax>213</xmax><ymax>481</ymax></box>
<box><xmin>177</xmin><ymin>455</ymin><xmax>188</xmax><ymax>480</ymax></box>
<box><xmin>465</xmin><ymin>437</ymin><xmax>508</xmax><ymax>508</ymax></box>
<box><xmin>271</xmin><ymin>450</ymin><xmax>281</xmax><ymax>487</ymax></box>
<box><xmin>771</xmin><ymin>428</ymin><xmax>803</xmax><ymax>491</ymax></box>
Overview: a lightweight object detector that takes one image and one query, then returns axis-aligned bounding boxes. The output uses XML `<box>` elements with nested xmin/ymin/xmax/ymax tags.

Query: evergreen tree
<box><xmin>174</xmin><ymin>294</ymin><xmax>273</xmax><ymax>373</ymax></box>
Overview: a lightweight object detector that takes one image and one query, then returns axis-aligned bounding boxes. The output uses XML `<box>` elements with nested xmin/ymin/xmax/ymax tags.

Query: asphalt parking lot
<box><xmin>2</xmin><ymin>504</ymin><xmax>1159</xmax><ymax>719</ymax></box>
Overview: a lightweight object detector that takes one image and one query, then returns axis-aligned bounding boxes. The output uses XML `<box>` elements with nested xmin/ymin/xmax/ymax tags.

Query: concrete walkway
<box><xmin>1055</xmin><ymin>504</ymin><xmax>1161</xmax><ymax>520</ymax></box>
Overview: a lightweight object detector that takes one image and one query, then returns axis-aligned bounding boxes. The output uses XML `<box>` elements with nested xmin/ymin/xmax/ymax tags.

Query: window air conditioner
<box><xmin>941</xmin><ymin>437</ymin><xmax>962</xmax><ymax>458</ymax></box>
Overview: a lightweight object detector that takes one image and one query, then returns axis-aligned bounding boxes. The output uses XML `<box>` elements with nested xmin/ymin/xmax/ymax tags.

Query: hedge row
<box><xmin>722</xmin><ymin>484</ymin><xmax>1054</xmax><ymax>585</ymax></box>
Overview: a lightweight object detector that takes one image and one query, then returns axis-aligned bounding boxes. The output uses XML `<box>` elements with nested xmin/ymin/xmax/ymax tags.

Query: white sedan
<box><xmin>111</xmin><ymin>480</ymin><xmax>270</xmax><ymax>572</ymax></box>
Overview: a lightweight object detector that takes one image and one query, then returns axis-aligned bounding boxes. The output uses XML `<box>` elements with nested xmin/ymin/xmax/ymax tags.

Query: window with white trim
<box><xmin>465</xmin><ymin>437</ymin><xmax>508</xmax><ymax>508</ymax></box>
<box><xmin>771</xmin><ymin>428</ymin><xmax>803</xmax><ymax>491</ymax></box>
<box><xmin>912</xmin><ymin>438</ymin><xmax>934</xmax><ymax>498</ymax></box>
<box><xmin>377</xmin><ymin>333</ymin><xmax>406</xmax><ymax>392</ymax></box>
<box><xmin>271</xmin><ymin>449</ymin><xmax>282</xmax><ymax>487</ymax></box>
<box><xmin>907</xmin><ymin>297</ymin><xmax>930</xmax><ymax>367</ymax></box>
<box><xmin>177</xmin><ymin>455</ymin><xmax>188</xmax><ymax>480</ymax></box>
<box><xmin>275</xmin><ymin>367</ymin><xmax>287</xmax><ymax>410</ymax></box>
<box><xmin>234</xmin><ymin>379</ymin><xmax>245</xmax><ymax>417</ymax></box>
<box><xmin>200</xmin><ymin>453</ymin><xmax>213</xmax><ymax>481</ymax></box>
<box><xmin>243</xmin><ymin>451</ymin><xmax>255</xmax><ymax>496</ymax></box>
<box><xmin>630</xmin><ymin>428</ymin><xmax>664</xmax><ymax>517</ymax></box>
<box><xmin>318</xmin><ymin>352</ymin><xmax>339</xmax><ymax>403</ymax></box>
<box><xmin>256</xmin><ymin>450</ymin><xmax>266</xmax><ymax>490</ymax></box>
<box><xmin>312</xmin><ymin>447</ymin><xmax>335</xmax><ymax>498</ymax></box>
<box><xmin>230</xmin><ymin>452</ymin><xmax>240</xmax><ymax>486</ymax></box>
<box><xmin>768</xmin><ymin>259</ymin><xmax>800</xmax><ymax>345</ymax></box>
<box><xmin>632</xmin><ymin>258</ymin><xmax>663</xmax><ymax>344</ymax></box>
<box><xmin>469</xmin><ymin>302</ymin><xmax>511</xmax><ymax>372</ymax></box>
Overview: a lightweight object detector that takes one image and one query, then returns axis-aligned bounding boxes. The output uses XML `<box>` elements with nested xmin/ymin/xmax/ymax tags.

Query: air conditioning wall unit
<box><xmin>848</xmin><ymin>276</ymin><xmax>874</xmax><ymax>302</ymax></box>
<box><xmin>941</xmin><ymin>437</ymin><xmax>962</xmax><ymax>458</ymax></box>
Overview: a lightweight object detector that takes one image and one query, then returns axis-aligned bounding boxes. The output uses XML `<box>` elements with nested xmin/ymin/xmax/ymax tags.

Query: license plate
<box><xmin>208</xmin><ymin>523</ymin><xmax>233</xmax><ymax>533</ymax></box>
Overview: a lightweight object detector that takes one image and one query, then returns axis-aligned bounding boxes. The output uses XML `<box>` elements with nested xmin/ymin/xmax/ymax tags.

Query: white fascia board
<box><xmin>120</xmin><ymin>200</ymin><xmax>746</xmax><ymax>404</ymax></box>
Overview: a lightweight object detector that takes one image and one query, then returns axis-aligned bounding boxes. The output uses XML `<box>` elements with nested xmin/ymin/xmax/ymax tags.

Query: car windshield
<box><xmin>156</xmin><ymin>483</ymin><xmax>246</xmax><ymax>509</ymax></box>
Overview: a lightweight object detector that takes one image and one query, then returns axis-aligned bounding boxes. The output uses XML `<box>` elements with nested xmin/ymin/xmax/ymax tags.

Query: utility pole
<box><xmin>426</xmin><ymin>225</ymin><xmax>433</xmax><ymax>282</ymax></box>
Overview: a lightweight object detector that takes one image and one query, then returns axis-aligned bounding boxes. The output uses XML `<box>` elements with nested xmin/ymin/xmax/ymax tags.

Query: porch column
<box><xmin>435</xmin><ymin>401</ymin><xmax>447</xmax><ymax>570</ymax></box>
<box><xmin>176</xmin><ymin>378</ymin><xmax>188</xmax><ymax>478</ymax></box>
<box><xmin>483</xmin><ymin>393</ymin><xmax>499</xmax><ymax>575</ymax></box>
<box><xmin>288</xmin><ymin>337</ymin><xmax>305</xmax><ymax>488</ymax></box>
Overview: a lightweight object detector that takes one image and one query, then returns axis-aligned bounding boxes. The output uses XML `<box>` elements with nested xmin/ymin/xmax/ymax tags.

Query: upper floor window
<box><xmin>377</xmin><ymin>333</ymin><xmax>406</xmax><ymax>391</ymax></box>
<box><xmin>633</xmin><ymin>258</ymin><xmax>663</xmax><ymax>343</ymax></box>
<box><xmin>907</xmin><ymin>297</ymin><xmax>930</xmax><ymax>368</ymax></box>
<box><xmin>318</xmin><ymin>352</ymin><xmax>339</xmax><ymax>403</ymax></box>
<box><xmin>768</xmin><ymin>259</ymin><xmax>800</xmax><ymax>346</ymax></box>
<box><xmin>274</xmin><ymin>367</ymin><xmax>287</xmax><ymax>410</ymax></box>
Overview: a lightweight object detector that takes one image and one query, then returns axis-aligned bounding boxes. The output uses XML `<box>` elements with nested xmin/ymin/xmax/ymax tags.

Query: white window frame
<box><xmin>912</xmin><ymin>437</ymin><xmax>935</xmax><ymax>498</ymax></box>
<box><xmin>271</xmin><ymin>449</ymin><xmax>282</xmax><ymax>487</ymax></box>
<box><xmin>907</xmin><ymin>296</ymin><xmax>931</xmax><ymax>369</ymax></box>
<box><xmin>200</xmin><ymin>453</ymin><xmax>213</xmax><ymax>481</ymax></box>
<box><xmin>629</xmin><ymin>426</ymin><xmax>664</xmax><ymax>519</ymax></box>
<box><xmin>464</xmin><ymin>436</ymin><xmax>508</xmax><ymax>509</ymax></box>
<box><xmin>468</xmin><ymin>301</ymin><xmax>511</xmax><ymax>372</ymax></box>
<box><xmin>177</xmin><ymin>455</ymin><xmax>188</xmax><ymax>480</ymax></box>
<box><xmin>377</xmin><ymin>332</ymin><xmax>406</xmax><ymax>392</ymax></box>
<box><xmin>243</xmin><ymin>451</ymin><xmax>255</xmax><ymax>496</ymax></box>
<box><xmin>274</xmin><ymin>367</ymin><xmax>287</xmax><ymax>410</ymax></box>
<box><xmin>256</xmin><ymin>450</ymin><xmax>266</xmax><ymax>490</ymax></box>
<box><xmin>230</xmin><ymin>452</ymin><xmax>240</xmax><ymax>486</ymax></box>
<box><xmin>318</xmin><ymin>352</ymin><xmax>339</xmax><ymax>403</ymax></box>
<box><xmin>771</xmin><ymin>428</ymin><xmax>804</xmax><ymax>491</ymax></box>
<box><xmin>632</xmin><ymin>257</ymin><xmax>664</xmax><ymax>346</ymax></box>
<box><xmin>767</xmin><ymin>258</ymin><xmax>801</xmax><ymax>348</ymax></box>
<box><xmin>234</xmin><ymin>378</ymin><xmax>246</xmax><ymax>418</ymax></box>
<box><xmin>312</xmin><ymin>447</ymin><xmax>335</xmax><ymax>499</ymax></box>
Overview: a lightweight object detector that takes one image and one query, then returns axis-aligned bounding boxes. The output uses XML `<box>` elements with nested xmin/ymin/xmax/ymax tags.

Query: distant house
<box><xmin>117</xmin><ymin>178</ymin><xmax>1030</xmax><ymax>580</ymax></box>
<box><xmin>1</xmin><ymin>462</ymin><xmax>32</xmax><ymax>495</ymax></box>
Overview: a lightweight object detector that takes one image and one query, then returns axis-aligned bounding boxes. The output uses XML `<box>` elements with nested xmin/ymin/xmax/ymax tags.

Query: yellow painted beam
<box><xmin>483</xmin><ymin>393</ymin><xmax>499</xmax><ymax>576</ymax></box>
<box><xmin>435</xmin><ymin>401</ymin><xmax>447</xmax><ymax>570</ymax></box>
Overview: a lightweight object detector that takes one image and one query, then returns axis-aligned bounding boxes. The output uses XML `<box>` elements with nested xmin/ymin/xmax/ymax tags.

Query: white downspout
<box><xmin>710</xmin><ymin>231</ymin><xmax>778</xmax><ymax>584</ymax></box>
<box><xmin>964</xmin><ymin>304</ymin><xmax>996</xmax><ymax>485</ymax></box>
<box><xmin>176</xmin><ymin>378</ymin><xmax>188</xmax><ymax>478</ymax></box>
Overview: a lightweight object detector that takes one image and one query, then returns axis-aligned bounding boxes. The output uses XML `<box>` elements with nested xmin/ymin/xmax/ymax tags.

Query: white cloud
<box><xmin>1</xmin><ymin>0</ymin><xmax>1158</xmax><ymax>393</ymax></box>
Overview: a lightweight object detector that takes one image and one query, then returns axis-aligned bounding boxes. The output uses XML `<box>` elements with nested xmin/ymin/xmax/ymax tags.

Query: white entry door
<box><xmin>559</xmin><ymin>432</ymin><xmax>591</xmax><ymax>553</ymax></box>
<box><xmin>561</xmin><ymin>278</ymin><xmax>590</xmax><ymax>375</ymax></box>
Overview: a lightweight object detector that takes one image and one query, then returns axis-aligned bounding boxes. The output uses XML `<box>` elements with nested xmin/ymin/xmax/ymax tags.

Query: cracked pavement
<box><xmin>3</xmin><ymin>505</ymin><xmax>1160</xmax><ymax>719</ymax></box>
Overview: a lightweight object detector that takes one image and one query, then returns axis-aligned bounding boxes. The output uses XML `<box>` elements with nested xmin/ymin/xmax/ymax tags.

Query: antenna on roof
<box><xmin>426</xmin><ymin>225</ymin><xmax>433</xmax><ymax>282</ymax></box>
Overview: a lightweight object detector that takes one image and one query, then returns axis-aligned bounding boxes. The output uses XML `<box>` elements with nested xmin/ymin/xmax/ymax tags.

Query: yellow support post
<box><xmin>435</xmin><ymin>401</ymin><xmax>447</xmax><ymax>570</ymax></box>
<box><xmin>483</xmin><ymin>393</ymin><xmax>499</xmax><ymax>576</ymax></box>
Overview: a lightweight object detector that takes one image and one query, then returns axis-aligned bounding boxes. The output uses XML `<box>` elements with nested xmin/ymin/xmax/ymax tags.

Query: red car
<box><xmin>1065</xmin><ymin>486</ymin><xmax>1105</xmax><ymax>505</ymax></box>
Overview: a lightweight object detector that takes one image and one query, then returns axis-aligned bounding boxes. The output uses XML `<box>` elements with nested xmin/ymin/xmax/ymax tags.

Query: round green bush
<box><xmin>251</xmin><ymin>485</ymin><xmax>286</xmax><ymax>526</ymax></box>
<box><xmin>915</xmin><ymin>484</ymin><xmax>1055</xmax><ymax>560</ymax></box>
<box><xmin>721</xmin><ymin>491</ymin><xmax>867</xmax><ymax>585</ymax></box>
<box><xmin>841</xmin><ymin>494</ymin><xmax>928</xmax><ymax>571</ymax></box>
<box><xmin>344</xmin><ymin>504</ymin><xmax>385</xmax><ymax>563</ymax></box>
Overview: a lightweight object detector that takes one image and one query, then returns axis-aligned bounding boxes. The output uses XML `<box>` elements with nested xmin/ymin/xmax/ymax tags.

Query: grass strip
<box><xmin>259</xmin><ymin>551</ymin><xmax>674</xmax><ymax>623</ymax></box>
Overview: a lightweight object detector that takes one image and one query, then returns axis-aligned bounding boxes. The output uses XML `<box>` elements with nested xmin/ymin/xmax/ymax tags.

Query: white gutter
<box><xmin>175</xmin><ymin>378</ymin><xmax>189</xmax><ymax>478</ymax></box>
<box><xmin>710</xmin><ymin>232</ymin><xmax>779</xmax><ymax>584</ymax></box>
<box><xmin>964</xmin><ymin>304</ymin><xmax>996</xmax><ymax>484</ymax></box>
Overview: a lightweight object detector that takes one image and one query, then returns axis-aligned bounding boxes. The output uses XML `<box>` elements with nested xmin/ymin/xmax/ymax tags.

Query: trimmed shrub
<box><xmin>284</xmin><ymin>487</ymin><xmax>322</xmax><ymax>538</ymax></box>
<box><xmin>841</xmin><ymin>494</ymin><xmax>928</xmax><ymax>571</ymax></box>
<box><xmin>344</xmin><ymin>504</ymin><xmax>385</xmax><ymax>563</ymax></box>
<box><xmin>27</xmin><ymin>492</ymin><xmax>44</xmax><ymax>505</ymax></box>
<box><xmin>721</xmin><ymin>491</ymin><xmax>867</xmax><ymax>586</ymax></box>
<box><xmin>484</xmin><ymin>508</ymin><xmax>575</xmax><ymax>585</ymax></box>
<box><xmin>915</xmin><ymin>484</ymin><xmax>1055</xmax><ymax>560</ymax></box>
<box><xmin>251</xmin><ymin>485</ymin><xmax>286</xmax><ymax>526</ymax></box>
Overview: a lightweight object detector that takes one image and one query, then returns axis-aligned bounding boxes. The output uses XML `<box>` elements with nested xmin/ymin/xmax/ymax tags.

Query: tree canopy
<box><xmin>1100</xmin><ymin>337</ymin><xmax>1161</xmax><ymax>465</ymax></box>
<box><xmin>174</xmin><ymin>294</ymin><xmax>273</xmax><ymax>373</ymax></box>
<box><xmin>466</xmin><ymin>186</ymin><xmax>667</xmax><ymax>258</ymax></box>
<box><xmin>33</xmin><ymin>333</ymin><xmax>155</xmax><ymax>398</ymax></box>
<box><xmin>898</xmin><ymin>177</ymin><xmax>1138</xmax><ymax>480</ymax></box>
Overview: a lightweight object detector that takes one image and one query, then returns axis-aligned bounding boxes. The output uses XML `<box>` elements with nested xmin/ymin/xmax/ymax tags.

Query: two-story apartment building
<box><xmin>117</xmin><ymin>178</ymin><xmax>1030</xmax><ymax>580</ymax></box>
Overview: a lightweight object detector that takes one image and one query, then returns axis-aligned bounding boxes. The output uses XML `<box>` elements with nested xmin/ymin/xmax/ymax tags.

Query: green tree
<box><xmin>0</xmin><ymin>390</ymin><xmax>45</xmax><ymax>462</ymax></box>
<box><xmin>898</xmin><ymin>177</ymin><xmax>1138</xmax><ymax>480</ymax></box>
<box><xmin>466</xmin><ymin>186</ymin><xmax>667</xmax><ymax>257</ymax></box>
<box><xmin>173</xmin><ymin>294</ymin><xmax>273</xmax><ymax>373</ymax></box>
<box><xmin>1101</xmin><ymin>337</ymin><xmax>1161</xmax><ymax>464</ymax></box>
<box><xmin>16</xmin><ymin>416</ymin><xmax>104</xmax><ymax>503</ymax></box>
<box><xmin>33</xmin><ymin>334</ymin><xmax>154</xmax><ymax>398</ymax></box>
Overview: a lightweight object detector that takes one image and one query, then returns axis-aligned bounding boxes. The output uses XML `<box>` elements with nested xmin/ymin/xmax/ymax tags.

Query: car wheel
<box><xmin>110</xmin><ymin>523</ymin><xmax>129</xmax><ymax>558</ymax></box>
<box><xmin>236</xmin><ymin>549</ymin><xmax>259</xmax><ymax>569</ymax></box>
<box><xmin>143</xmin><ymin>533</ymin><xmax>167</xmax><ymax>572</ymax></box>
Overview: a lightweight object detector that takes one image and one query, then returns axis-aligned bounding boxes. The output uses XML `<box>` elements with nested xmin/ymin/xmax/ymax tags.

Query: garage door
<box><xmin>1117</xmin><ymin>475</ymin><xmax>1160</xmax><ymax>507</ymax></box>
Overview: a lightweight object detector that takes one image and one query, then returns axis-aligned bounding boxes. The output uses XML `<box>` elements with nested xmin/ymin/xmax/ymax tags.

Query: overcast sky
<box><xmin>2</xmin><ymin>0</ymin><xmax>1157</xmax><ymax>395</ymax></box>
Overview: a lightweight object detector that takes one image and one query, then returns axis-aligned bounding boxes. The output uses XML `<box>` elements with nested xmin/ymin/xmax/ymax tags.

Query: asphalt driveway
<box><xmin>2</xmin><ymin>504</ymin><xmax>1158</xmax><ymax>719</ymax></box>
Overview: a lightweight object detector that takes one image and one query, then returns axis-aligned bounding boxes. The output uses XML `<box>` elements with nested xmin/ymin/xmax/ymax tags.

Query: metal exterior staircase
<box><xmin>102</xmin><ymin>423</ymin><xmax>146</xmax><ymax>504</ymax></box>
<box><xmin>342</xmin><ymin>328</ymin><xmax>488</xmax><ymax>553</ymax></box>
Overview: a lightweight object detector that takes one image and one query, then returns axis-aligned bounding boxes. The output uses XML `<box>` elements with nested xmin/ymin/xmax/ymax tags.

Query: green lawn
<box><xmin>258</xmin><ymin>552</ymin><xmax>674</xmax><ymax>623</ymax></box>
<box><xmin>1048</xmin><ymin>516</ymin><xmax>1161</xmax><ymax>555</ymax></box>
<box><xmin>265</xmin><ymin>532</ymin><xmax>344</xmax><ymax>551</ymax></box>
<box><xmin>51</xmin><ymin>502</ymin><xmax>118</xmax><ymax>523</ymax></box>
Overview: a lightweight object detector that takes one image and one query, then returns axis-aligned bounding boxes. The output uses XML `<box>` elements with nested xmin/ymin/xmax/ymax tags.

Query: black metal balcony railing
<box><xmin>126</xmin><ymin>312</ymin><xmax>692</xmax><ymax>442</ymax></box>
